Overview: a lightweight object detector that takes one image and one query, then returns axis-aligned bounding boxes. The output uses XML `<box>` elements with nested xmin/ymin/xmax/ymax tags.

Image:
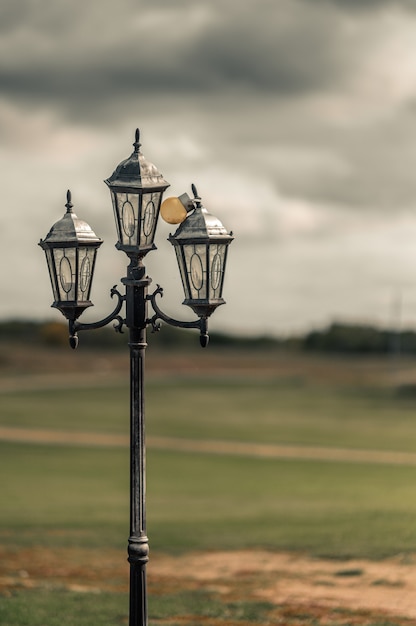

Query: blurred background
<box><xmin>5</xmin><ymin>4</ymin><xmax>416</xmax><ymax>623</ymax></box>
<box><xmin>2</xmin><ymin>0</ymin><xmax>416</xmax><ymax>337</ymax></box>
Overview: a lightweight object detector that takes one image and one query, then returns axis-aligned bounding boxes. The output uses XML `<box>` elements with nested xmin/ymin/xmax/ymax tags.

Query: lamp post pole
<box><xmin>124</xmin><ymin>260</ymin><xmax>151</xmax><ymax>625</ymax></box>
<box><xmin>39</xmin><ymin>129</ymin><xmax>233</xmax><ymax>626</ymax></box>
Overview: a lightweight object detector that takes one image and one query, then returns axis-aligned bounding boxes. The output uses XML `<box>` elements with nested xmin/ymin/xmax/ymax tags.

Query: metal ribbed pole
<box><xmin>124</xmin><ymin>260</ymin><xmax>151</xmax><ymax>626</ymax></box>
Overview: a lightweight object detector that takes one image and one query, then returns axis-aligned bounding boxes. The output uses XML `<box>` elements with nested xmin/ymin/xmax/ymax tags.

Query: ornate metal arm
<box><xmin>147</xmin><ymin>285</ymin><xmax>209</xmax><ymax>347</ymax></box>
<box><xmin>69</xmin><ymin>286</ymin><xmax>125</xmax><ymax>349</ymax></box>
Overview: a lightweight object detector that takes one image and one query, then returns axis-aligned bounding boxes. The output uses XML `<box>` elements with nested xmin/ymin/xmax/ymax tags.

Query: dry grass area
<box><xmin>3</xmin><ymin>547</ymin><xmax>416</xmax><ymax>624</ymax></box>
<box><xmin>0</xmin><ymin>340</ymin><xmax>409</xmax><ymax>390</ymax></box>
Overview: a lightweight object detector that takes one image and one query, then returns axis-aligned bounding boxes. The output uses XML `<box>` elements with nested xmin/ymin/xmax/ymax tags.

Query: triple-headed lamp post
<box><xmin>39</xmin><ymin>129</ymin><xmax>233</xmax><ymax>626</ymax></box>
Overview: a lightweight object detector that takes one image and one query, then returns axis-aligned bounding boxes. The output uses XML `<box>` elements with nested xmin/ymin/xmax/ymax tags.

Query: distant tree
<box><xmin>2</xmin><ymin>318</ymin><xmax>416</xmax><ymax>355</ymax></box>
<box><xmin>303</xmin><ymin>323</ymin><xmax>390</xmax><ymax>354</ymax></box>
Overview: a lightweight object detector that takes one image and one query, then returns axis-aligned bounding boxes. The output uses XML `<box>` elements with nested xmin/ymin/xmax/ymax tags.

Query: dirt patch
<box><xmin>3</xmin><ymin>547</ymin><xmax>416</xmax><ymax>622</ymax></box>
<box><xmin>0</xmin><ymin>345</ymin><xmax>403</xmax><ymax>389</ymax></box>
<box><xmin>3</xmin><ymin>427</ymin><xmax>416</xmax><ymax>468</ymax></box>
<box><xmin>151</xmin><ymin>551</ymin><xmax>416</xmax><ymax>621</ymax></box>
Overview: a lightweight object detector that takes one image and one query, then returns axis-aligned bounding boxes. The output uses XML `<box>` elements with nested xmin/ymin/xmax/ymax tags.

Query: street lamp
<box><xmin>105</xmin><ymin>129</ymin><xmax>169</xmax><ymax>259</ymax></box>
<box><xmin>38</xmin><ymin>190</ymin><xmax>103</xmax><ymax>323</ymax></box>
<box><xmin>39</xmin><ymin>129</ymin><xmax>233</xmax><ymax>626</ymax></box>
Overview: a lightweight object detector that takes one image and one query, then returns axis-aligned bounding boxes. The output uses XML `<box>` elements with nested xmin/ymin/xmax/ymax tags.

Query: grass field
<box><xmin>3</xmin><ymin>346</ymin><xmax>416</xmax><ymax>624</ymax></box>
<box><xmin>4</xmin><ymin>372</ymin><xmax>416</xmax><ymax>452</ymax></box>
<box><xmin>4</xmin><ymin>441</ymin><xmax>416</xmax><ymax>558</ymax></box>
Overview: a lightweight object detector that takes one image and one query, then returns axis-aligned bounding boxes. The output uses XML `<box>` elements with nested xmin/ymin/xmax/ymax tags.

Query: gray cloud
<box><xmin>2</xmin><ymin>0</ymin><xmax>415</xmax><ymax>210</ymax></box>
<box><xmin>2</xmin><ymin>0</ymin><xmax>416</xmax><ymax>333</ymax></box>
<box><xmin>188</xmin><ymin>3</ymin><xmax>349</xmax><ymax>93</ymax></box>
<box><xmin>0</xmin><ymin>0</ymin><xmax>367</xmax><ymax>115</ymax></box>
<box><xmin>318</xmin><ymin>0</ymin><xmax>416</xmax><ymax>10</ymax></box>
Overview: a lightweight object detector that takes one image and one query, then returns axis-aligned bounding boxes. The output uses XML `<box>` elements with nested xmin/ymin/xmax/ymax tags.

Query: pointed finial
<box><xmin>65</xmin><ymin>189</ymin><xmax>73</xmax><ymax>213</ymax></box>
<box><xmin>191</xmin><ymin>184</ymin><xmax>202</xmax><ymax>207</ymax></box>
<box><xmin>133</xmin><ymin>128</ymin><xmax>141</xmax><ymax>153</ymax></box>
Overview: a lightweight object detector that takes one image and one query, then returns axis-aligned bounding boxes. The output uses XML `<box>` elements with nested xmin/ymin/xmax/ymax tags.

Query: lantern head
<box><xmin>105</xmin><ymin>129</ymin><xmax>170</xmax><ymax>259</ymax></box>
<box><xmin>39</xmin><ymin>190</ymin><xmax>103</xmax><ymax>321</ymax></box>
<box><xmin>167</xmin><ymin>185</ymin><xmax>233</xmax><ymax>319</ymax></box>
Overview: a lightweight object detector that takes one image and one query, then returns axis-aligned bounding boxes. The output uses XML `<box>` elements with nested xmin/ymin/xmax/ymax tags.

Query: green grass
<box><xmin>3</xmin><ymin>374</ymin><xmax>416</xmax><ymax>557</ymax></box>
<box><xmin>148</xmin><ymin>451</ymin><xmax>416</xmax><ymax>558</ymax></box>
<box><xmin>0</xmin><ymin>384</ymin><xmax>129</xmax><ymax>434</ymax></box>
<box><xmin>3</xmin><ymin>367</ymin><xmax>416</xmax><ymax>626</ymax></box>
<box><xmin>0</xmin><ymin>590</ymin><xmax>127</xmax><ymax>626</ymax></box>
<box><xmin>2</xmin><ymin>440</ymin><xmax>416</xmax><ymax>558</ymax></box>
<box><xmin>7</xmin><ymin>588</ymin><xmax>406</xmax><ymax>626</ymax></box>
<box><xmin>149</xmin><ymin>589</ymin><xmax>274</xmax><ymax>623</ymax></box>
<box><xmin>3</xmin><ymin>378</ymin><xmax>416</xmax><ymax>452</ymax></box>
<box><xmin>146</xmin><ymin>381</ymin><xmax>416</xmax><ymax>452</ymax></box>
<box><xmin>0</xmin><ymin>442</ymin><xmax>128</xmax><ymax>547</ymax></box>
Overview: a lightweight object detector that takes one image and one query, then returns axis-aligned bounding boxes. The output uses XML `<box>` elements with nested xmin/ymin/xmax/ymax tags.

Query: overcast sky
<box><xmin>2</xmin><ymin>0</ymin><xmax>416</xmax><ymax>337</ymax></box>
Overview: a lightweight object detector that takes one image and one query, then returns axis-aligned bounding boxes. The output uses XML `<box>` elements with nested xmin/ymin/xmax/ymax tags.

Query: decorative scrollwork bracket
<box><xmin>68</xmin><ymin>286</ymin><xmax>126</xmax><ymax>349</ymax></box>
<box><xmin>146</xmin><ymin>285</ymin><xmax>209</xmax><ymax>348</ymax></box>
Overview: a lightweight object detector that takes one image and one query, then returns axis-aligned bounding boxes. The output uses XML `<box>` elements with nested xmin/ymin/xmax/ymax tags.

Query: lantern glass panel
<box><xmin>46</xmin><ymin>246</ymin><xmax>98</xmax><ymax>305</ymax></box>
<box><xmin>111</xmin><ymin>190</ymin><xmax>163</xmax><ymax>252</ymax></box>
<box><xmin>182</xmin><ymin>243</ymin><xmax>207</xmax><ymax>300</ymax></box>
<box><xmin>208</xmin><ymin>243</ymin><xmax>227</xmax><ymax>300</ymax></box>
<box><xmin>140</xmin><ymin>191</ymin><xmax>162</xmax><ymax>249</ymax></box>
<box><xmin>173</xmin><ymin>245</ymin><xmax>188</xmax><ymax>299</ymax></box>
<box><xmin>112</xmin><ymin>192</ymin><xmax>140</xmax><ymax>248</ymax></box>
<box><xmin>77</xmin><ymin>247</ymin><xmax>97</xmax><ymax>301</ymax></box>
<box><xmin>52</xmin><ymin>248</ymin><xmax>77</xmax><ymax>302</ymax></box>
<box><xmin>45</xmin><ymin>248</ymin><xmax>59</xmax><ymax>302</ymax></box>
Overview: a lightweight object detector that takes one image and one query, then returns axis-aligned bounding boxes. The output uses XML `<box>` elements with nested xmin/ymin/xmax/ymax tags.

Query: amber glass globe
<box><xmin>160</xmin><ymin>196</ymin><xmax>187</xmax><ymax>224</ymax></box>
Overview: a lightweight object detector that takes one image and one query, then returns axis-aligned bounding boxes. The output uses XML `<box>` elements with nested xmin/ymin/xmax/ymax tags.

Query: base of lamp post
<box><xmin>128</xmin><ymin>536</ymin><xmax>149</xmax><ymax>626</ymax></box>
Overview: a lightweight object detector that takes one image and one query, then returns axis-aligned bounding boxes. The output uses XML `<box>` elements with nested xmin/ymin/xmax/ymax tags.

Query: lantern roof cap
<box><xmin>39</xmin><ymin>191</ymin><xmax>103</xmax><ymax>247</ymax></box>
<box><xmin>173</xmin><ymin>207</ymin><xmax>230</xmax><ymax>240</ymax></box>
<box><xmin>105</xmin><ymin>128</ymin><xmax>169</xmax><ymax>191</ymax></box>
<box><xmin>170</xmin><ymin>185</ymin><xmax>233</xmax><ymax>242</ymax></box>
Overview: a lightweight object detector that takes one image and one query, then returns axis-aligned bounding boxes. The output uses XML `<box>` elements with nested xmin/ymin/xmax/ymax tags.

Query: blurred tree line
<box><xmin>302</xmin><ymin>323</ymin><xmax>403</xmax><ymax>354</ymax></box>
<box><xmin>0</xmin><ymin>319</ymin><xmax>271</xmax><ymax>351</ymax></box>
<box><xmin>0</xmin><ymin>319</ymin><xmax>415</xmax><ymax>354</ymax></box>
